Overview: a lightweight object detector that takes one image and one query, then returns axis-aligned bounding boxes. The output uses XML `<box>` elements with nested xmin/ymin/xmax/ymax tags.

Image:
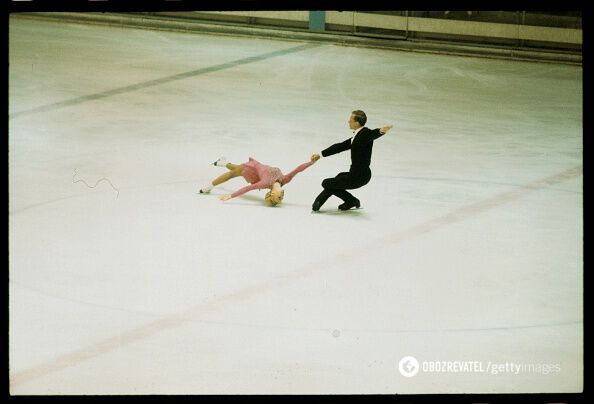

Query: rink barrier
<box><xmin>11</xmin><ymin>12</ymin><xmax>582</xmax><ymax>65</ymax></box>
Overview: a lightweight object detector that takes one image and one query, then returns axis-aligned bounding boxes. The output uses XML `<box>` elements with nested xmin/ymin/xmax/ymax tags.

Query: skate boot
<box><xmin>213</xmin><ymin>157</ymin><xmax>228</xmax><ymax>167</ymax></box>
<box><xmin>199</xmin><ymin>184</ymin><xmax>213</xmax><ymax>194</ymax></box>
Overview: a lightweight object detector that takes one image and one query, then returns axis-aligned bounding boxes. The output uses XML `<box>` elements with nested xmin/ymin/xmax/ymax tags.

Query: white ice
<box><xmin>9</xmin><ymin>16</ymin><xmax>583</xmax><ymax>394</ymax></box>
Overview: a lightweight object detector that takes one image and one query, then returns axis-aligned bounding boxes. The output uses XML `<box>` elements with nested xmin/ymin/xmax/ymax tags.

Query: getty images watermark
<box><xmin>398</xmin><ymin>356</ymin><xmax>561</xmax><ymax>378</ymax></box>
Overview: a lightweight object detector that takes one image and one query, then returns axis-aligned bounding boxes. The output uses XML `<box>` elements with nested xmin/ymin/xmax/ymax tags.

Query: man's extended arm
<box><xmin>366</xmin><ymin>125</ymin><xmax>394</xmax><ymax>142</ymax></box>
<box><xmin>321</xmin><ymin>138</ymin><xmax>352</xmax><ymax>158</ymax></box>
<box><xmin>314</xmin><ymin>125</ymin><xmax>392</xmax><ymax>159</ymax></box>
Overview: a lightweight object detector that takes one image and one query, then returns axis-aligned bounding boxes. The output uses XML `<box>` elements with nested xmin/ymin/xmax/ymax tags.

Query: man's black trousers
<box><xmin>314</xmin><ymin>167</ymin><xmax>371</xmax><ymax>206</ymax></box>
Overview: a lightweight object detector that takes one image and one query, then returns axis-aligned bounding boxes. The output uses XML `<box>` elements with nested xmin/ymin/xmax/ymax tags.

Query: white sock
<box><xmin>200</xmin><ymin>184</ymin><xmax>214</xmax><ymax>193</ymax></box>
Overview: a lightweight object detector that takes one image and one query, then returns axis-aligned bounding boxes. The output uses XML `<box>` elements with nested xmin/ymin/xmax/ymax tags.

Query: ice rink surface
<box><xmin>9</xmin><ymin>16</ymin><xmax>582</xmax><ymax>394</ymax></box>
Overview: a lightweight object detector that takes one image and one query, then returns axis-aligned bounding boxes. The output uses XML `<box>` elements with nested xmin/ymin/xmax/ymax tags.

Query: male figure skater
<box><xmin>311</xmin><ymin>110</ymin><xmax>393</xmax><ymax>211</ymax></box>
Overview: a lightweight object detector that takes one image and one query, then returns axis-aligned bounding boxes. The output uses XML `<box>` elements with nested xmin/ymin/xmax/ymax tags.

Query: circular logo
<box><xmin>398</xmin><ymin>356</ymin><xmax>420</xmax><ymax>377</ymax></box>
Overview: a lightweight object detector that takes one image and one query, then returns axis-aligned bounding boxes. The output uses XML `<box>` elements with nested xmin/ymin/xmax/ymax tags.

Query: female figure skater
<box><xmin>199</xmin><ymin>154</ymin><xmax>320</xmax><ymax>206</ymax></box>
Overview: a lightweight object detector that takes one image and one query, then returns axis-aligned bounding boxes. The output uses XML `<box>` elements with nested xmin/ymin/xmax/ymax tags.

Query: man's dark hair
<box><xmin>351</xmin><ymin>110</ymin><xmax>367</xmax><ymax>126</ymax></box>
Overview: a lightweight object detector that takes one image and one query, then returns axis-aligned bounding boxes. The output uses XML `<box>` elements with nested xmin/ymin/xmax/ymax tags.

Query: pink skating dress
<box><xmin>230</xmin><ymin>157</ymin><xmax>313</xmax><ymax>198</ymax></box>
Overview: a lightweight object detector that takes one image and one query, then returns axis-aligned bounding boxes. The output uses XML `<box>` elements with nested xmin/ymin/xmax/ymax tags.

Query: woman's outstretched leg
<box><xmin>212</xmin><ymin>164</ymin><xmax>243</xmax><ymax>185</ymax></box>
<box><xmin>225</xmin><ymin>163</ymin><xmax>242</xmax><ymax>171</ymax></box>
<box><xmin>199</xmin><ymin>163</ymin><xmax>244</xmax><ymax>193</ymax></box>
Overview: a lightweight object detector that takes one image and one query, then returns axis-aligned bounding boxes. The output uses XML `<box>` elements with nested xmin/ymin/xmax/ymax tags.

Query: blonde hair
<box><xmin>265</xmin><ymin>188</ymin><xmax>284</xmax><ymax>206</ymax></box>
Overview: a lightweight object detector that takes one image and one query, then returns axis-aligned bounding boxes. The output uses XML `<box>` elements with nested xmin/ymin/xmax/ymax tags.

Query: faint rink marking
<box><xmin>8</xmin><ymin>43</ymin><xmax>320</xmax><ymax>119</ymax></box>
<box><xmin>10</xmin><ymin>178</ymin><xmax>229</xmax><ymax>216</ymax></box>
<box><xmin>450</xmin><ymin>66</ymin><xmax>496</xmax><ymax>87</ymax></box>
<box><xmin>148</xmin><ymin>30</ymin><xmax>172</xmax><ymax>44</ymax></box>
<box><xmin>404</xmin><ymin>71</ymin><xmax>430</xmax><ymax>94</ymax></box>
<box><xmin>10</xmin><ymin>279</ymin><xmax>160</xmax><ymax>319</ymax></box>
<box><xmin>10</xmin><ymin>165</ymin><xmax>582</xmax><ymax>387</ymax></box>
<box><xmin>373</xmin><ymin>174</ymin><xmax>582</xmax><ymax>195</ymax></box>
